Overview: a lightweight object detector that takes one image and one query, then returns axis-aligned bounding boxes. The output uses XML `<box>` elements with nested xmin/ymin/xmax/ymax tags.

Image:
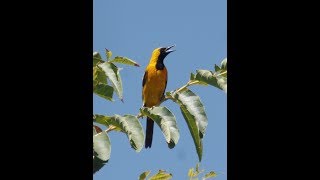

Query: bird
<box><xmin>142</xmin><ymin>45</ymin><xmax>175</xmax><ymax>148</ymax></box>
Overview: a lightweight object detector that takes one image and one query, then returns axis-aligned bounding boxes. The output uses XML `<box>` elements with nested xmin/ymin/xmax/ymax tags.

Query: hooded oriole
<box><xmin>142</xmin><ymin>45</ymin><xmax>175</xmax><ymax>148</ymax></box>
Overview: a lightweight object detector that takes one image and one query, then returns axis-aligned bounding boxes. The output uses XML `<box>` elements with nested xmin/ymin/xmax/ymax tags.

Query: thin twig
<box><xmin>174</xmin><ymin>80</ymin><xmax>200</xmax><ymax>94</ymax></box>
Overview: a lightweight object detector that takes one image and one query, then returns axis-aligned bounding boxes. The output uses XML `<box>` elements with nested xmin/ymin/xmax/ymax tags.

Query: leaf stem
<box><xmin>136</xmin><ymin>113</ymin><xmax>144</xmax><ymax>119</ymax></box>
<box><xmin>214</xmin><ymin>70</ymin><xmax>227</xmax><ymax>77</ymax></box>
<box><xmin>105</xmin><ymin>125</ymin><xmax>116</xmax><ymax>133</ymax></box>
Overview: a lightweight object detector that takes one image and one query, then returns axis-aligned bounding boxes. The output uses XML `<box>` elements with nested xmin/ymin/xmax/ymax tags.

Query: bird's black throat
<box><xmin>156</xmin><ymin>49</ymin><xmax>168</xmax><ymax>70</ymax></box>
<box><xmin>156</xmin><ymin>61</ymin><xmax>165</xmax><ymax>70</ymax></box>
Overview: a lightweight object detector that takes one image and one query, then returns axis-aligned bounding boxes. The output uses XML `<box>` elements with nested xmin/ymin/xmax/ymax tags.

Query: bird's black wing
<box><xmin>161</xmin><ymin>71</ymin><xmax>168</xmax><ymax>101</ymax></box>
<box><xmin>142</xmin><ymin>70</ymin><xmax>148</xmax><ymax>106</ymax></box>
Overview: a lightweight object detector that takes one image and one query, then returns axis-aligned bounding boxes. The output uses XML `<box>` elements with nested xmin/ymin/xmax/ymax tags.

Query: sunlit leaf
<box><xmin>94</xmin><ymin>114</ymin><xmax>144</xmax><ymax>152</ymax></box>
<box><xmin>214</xmin><ymin>64</ymin><xmax>221</xmax><ymax>72</ymax></box>
<box><xmin>98</xmin><ymin>62</ymin><xmax>123</xmax><ymax>100</ymax></box>
<box><xmin>93</xmin><ymin>128</ymin><xmax>111</xmax><ymax>161</ymax></box>
<box><xmin>93</xmin><ymin>66</ymin><xmax>107</xmax><ymax>84</ymax></box>
<box><xmin>149</xmin><ymin>170</ymin><xmax>172</xmax><ymax>180</ymax></box>
<box><xmin>204</xmin><ymin>171</ymin><xmax>217</xmax><ymax>179</ymax></box>
<box><xmin>93</xmin><ymin>83</ymin><xmax>113</xmax><ymax>101</ymax></box>
<box><xmin>140</xmin><ymin>106</ymin><xmax>179</xmax><ymax>148</ymax></box>
<box><xmin>220</xmin><ymin>58</ymin><xmax>227</xmax><ymax>70</ymax></box>
<box><xmin>105</xmin><ymin>48</ymin><xmax>112</xmax><ymax>61</ymax></box>
<box><xmin>93</xmin><ymin>125</ymin><xmax>110</xmax><ymax>174</ymax></box>
<box><xmin>190</xmin><ymin>70</ymin><xmax>222</xmax><ymax>90</ymax></box>
<box><xmin>188</xmin><ymin>168</ymin><xmax>196</xmax><ymax>177</ymax></box>
<box><xmin>139</xmin><ymin>171</ymin><xmax>151</xmax><ymax>180</ymax></box>
<box><xmin>168</xmin><ymin>88</ymin><xmax>208</xmax><ymax>161</ymax></box>
<box><xmin>93</xmin><ymin>52</ymin><xmax>104</xmax><ymax>66</ymax></box>
<box><xmin>109</xmin><ymin>56</ymin><xmax>140</xmax><ymax>67</ymax></box>
<box><xmin>216</xmin><ymin>75</ymin><xmax>227</xmax><ymax>93</ymax></box>
<box><xmin>171</xmin><ymin>89</ymin><xmax>208</xmax><ymax>138</ymax></box>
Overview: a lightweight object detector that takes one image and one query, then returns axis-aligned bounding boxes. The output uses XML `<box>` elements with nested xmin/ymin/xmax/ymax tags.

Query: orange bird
<box><xmin>142</xmin><ymin>45</ymin><xmax>175</xmax><ymax>148</ymax></box>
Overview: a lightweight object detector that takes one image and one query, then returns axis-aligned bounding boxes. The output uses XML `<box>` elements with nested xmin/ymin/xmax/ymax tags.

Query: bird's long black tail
<box><xmin>145</xmin><ymin>117</ymin><xmax>154</xmax><ymax>148</ymax></box>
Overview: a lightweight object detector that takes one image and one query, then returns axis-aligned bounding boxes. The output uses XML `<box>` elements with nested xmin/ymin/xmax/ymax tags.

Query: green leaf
<box><xmin>190</xmin><ymin>73</ymin><xmax>195</xmax><ymax>80</ymax></box>
<box><xmin>191</xmin><ymin>70</ymin><xmax>222</xmax><ymax>90</ymax></box>
<box><xmin>93</xmin><ymin>127</ymin><xmax>111</xmax><ymax>161</ymax></box>
<box><xmin>93</xmin><ymin>52</ymin><xmax>104</xmax><ymax>66</ymax></box>
<box><xmin>183</xmin><ymin>110</ymin><xmax>202</xmax><ymax>161</ymax></box>
<box><xmin>188</xmin><ymin>168</ymin><xmax>193</xmax><ymax>177</ymax></box>
<box><xmin>140</xmin><ymin>106</ymin><xmax>179</xmax><ymax>148</ymax></box>
<box><xmin>217</xmin><ymin>58</ymin><xmax>227</xmax><ymax>93</ymax></box>
<box><xmin>172</xmin><ymin>89</ymin><xmax>208</xmax><ymax>138</ymax></box>
<box><xmin>139</xmin><ymin>171</ymin><xmax>151</xmax><ymax>180</ymax></box>
<box><xmin>195</xmin><ymin>163</ymin><xmax>200</xmax><ymax>173</ymax></box>
<box><xmin>93</xmin><ymin>83</ymin><xmax>114</xmax><ymax>101</ymax></box>
<box><xmin>216</xmin><ymin>75</ymin><xmax>227</xmax><ymax>93</ymax></box>
<box><xmin>93</xmin><ymin>66</ymin><xmax>107</xmax><ymax>84</ymax></box>
<box><xmin>109</xmin><ymin>56</ymin><xmax>140</xmax><ymax>67</ymax></box>
<box><xmin>149</xmin><ymin>170</ymin><xmax>172</xmax><ymax>180</ymax></box>
<box><xmin>94</xmin><ymin>114</ymin><xmax>144</xmax><ymax>152</ymax></box>
<box><xmin>190</xmin><ymin>74</ymin><xmax>208</xmax><ymax>86</ymax></box>
<box><xmin>214</xmin><ymin>64</ymin><xmax>221</xmax><ymax>72</ymax></box>
<box><xmin>105</xmin><ymin>48</ymin><xmax>112</xmax><ymax>61</ymax></box>
<box><xmin>188</xmin><ymin>168</ymin><xmax>197</xmax><ymax>178</ymax></box>
<box><xmin>188</xmin><ymin>163</ymin><xmax>204</xmax><ymax>178</ymax></box>
<box><xmin>98</xmin><ymin>62</ymin><xmax>123</xmax><ymax>101</ymax></box>
<box><xmin>204</xmin><ymin>171</ymin><xmax>217</xmax><ymax>179</ymax></box>
<box><xmin>168</xmin><ymin>89</ymin><xmax>208</xmax><ymax>161</ymax></box>
<box><xmin>220</xmin><ymin>58</ymin><xmax>227</xmax><ymax>70</ymax></box>
<box><xmin>93</xmin><ymin>125</ymin><xmax>110</xmax><ymax>174</ymax></box>
<box><xmin>93</xmin><ymin>156</ymin><xmax>108</xmax><ymax>174</ymax></box>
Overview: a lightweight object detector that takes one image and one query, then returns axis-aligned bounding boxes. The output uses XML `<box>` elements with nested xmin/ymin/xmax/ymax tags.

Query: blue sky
<box><xmin>93</xmin><ymin>0</ymin><xmax>227</xmax><ymax>179</ymax></box>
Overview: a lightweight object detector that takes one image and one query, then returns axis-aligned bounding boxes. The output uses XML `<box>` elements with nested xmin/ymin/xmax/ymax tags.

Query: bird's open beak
<box><xmin>165</xmin><ymin>45</ymin><xmax>176</xmax><ymax>54</ymax></box>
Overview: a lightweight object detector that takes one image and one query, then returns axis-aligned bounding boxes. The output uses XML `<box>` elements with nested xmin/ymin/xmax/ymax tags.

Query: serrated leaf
<box><xmin>93</xmin><ymin>52</ymin><xmax>104</xmax><ymax>66</ymax></box>
<box><xmin>204</xmin><ymin>171</ymin><xmax>217</xmax><ymax>179</ymax></box>
<box><xmin>94</xmin><ymin>114</ymin><xmax>144</xmax><ymax>152</ymax></box>
<box><xmin>105</xmin><ymin>48</ymin><xmax>112</xmax><ymax>60</ymax></box>
<box><xmin>140</xmin><ymin>106</ymin><xmax>179</xmax><ymax>148</ymax></box>
<box><xmin>139</xmin><ymin>171</ymin><xmax>151</xmax><ymax>180</ymax></box>
<box><xmin>169</xmin><ymin>89</ymin><xmax>208</xmax><ymax>161</ymax></box>
<box><xmin>221</xmin><ymin>58</ymin><xmax>227</xmax><ymax>70</ymax></box>
<box><xmin>98</xmin><ymin>62</ymin><xmax>123</xmax><ymax>100</ymax></box>
<box><xmin>93</xmin><ymin>83</ymin><xmax>114</xmax><ymax>101</ymax></box>
<box><xmin>149</xmin><ymin>170</ymin><xmax>172</xmax><ymax>180</ymax></box>
<box><xmin>109</xmin><ymin>56</ymin><xmax>140</xmax><ymax>67</ymax></box>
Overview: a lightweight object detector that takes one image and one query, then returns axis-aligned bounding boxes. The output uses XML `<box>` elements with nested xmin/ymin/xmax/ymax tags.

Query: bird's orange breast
<box><xmin>143</xmin><ymin>65</ymin><xmax>167</xmax><ymax>107</ymax></box>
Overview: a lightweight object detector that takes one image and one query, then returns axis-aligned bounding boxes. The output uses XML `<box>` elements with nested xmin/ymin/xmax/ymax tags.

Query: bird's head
<box><xmin>150</xmin><ymin>45</ymin><xmax>175</xmax><ymax>65</ymax></box>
